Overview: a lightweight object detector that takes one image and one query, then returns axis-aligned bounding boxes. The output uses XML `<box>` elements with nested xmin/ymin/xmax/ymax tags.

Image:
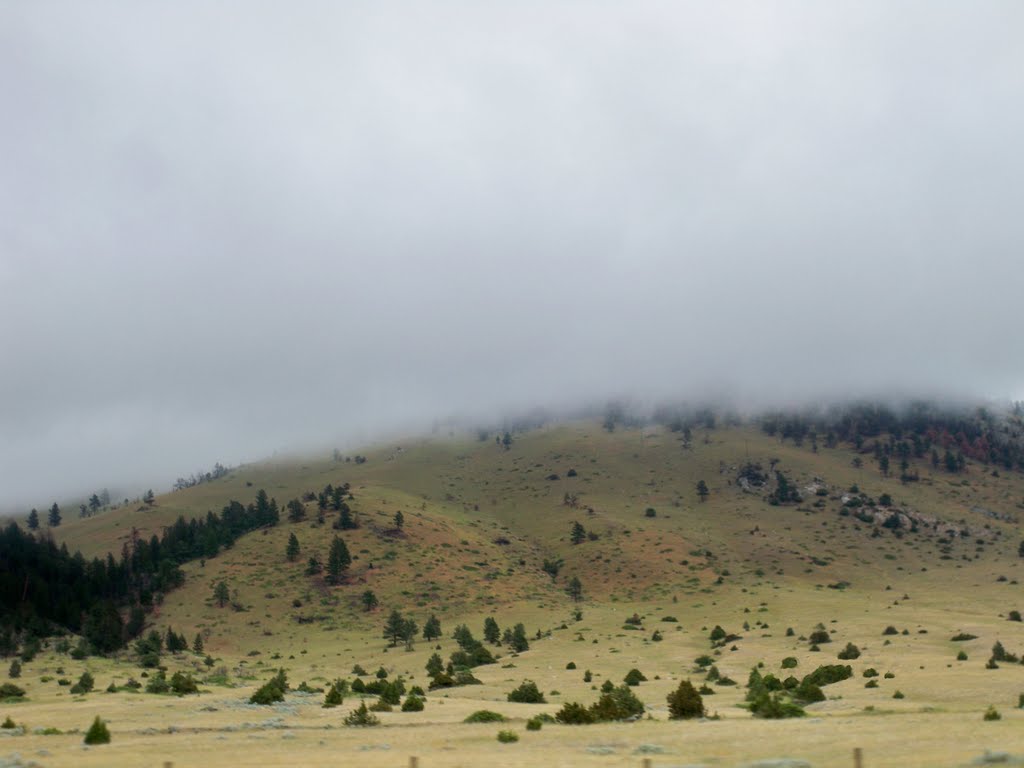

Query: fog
<box><xmin>1</xmin><ymin>2</ymin><xmax>1023</xmax><ymax>509</ymax></box>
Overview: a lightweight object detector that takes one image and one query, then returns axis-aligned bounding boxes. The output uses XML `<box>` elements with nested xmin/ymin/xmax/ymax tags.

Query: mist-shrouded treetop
<box><xmin>1</xmin><ymin>2</ymin><xmax>1023</xmax><ymax>508</ymax></box>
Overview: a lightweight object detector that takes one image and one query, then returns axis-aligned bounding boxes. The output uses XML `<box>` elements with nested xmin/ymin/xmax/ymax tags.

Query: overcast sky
<box><xmin>1</xmin><ymin>2</ymin><xmax>1023</xmax><ymax>509</ymax></box>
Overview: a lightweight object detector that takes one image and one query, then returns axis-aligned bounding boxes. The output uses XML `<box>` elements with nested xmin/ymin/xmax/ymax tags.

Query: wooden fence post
<box><xmin>854</xmin><ymin>747</ymin><xmax>863</xmax><ymax>768</ymax></box>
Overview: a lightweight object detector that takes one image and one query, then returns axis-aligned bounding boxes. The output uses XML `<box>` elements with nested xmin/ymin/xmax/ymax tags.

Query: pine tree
<box><xmin>401</xmin><ymin>618</ymin><xmax>419</xmax><ymax>650</ymax></box>
<box><xmin>383</xmin><ymin>609</ymin><xmax>407</xmax><ymax>647</ymax></box>
<box><xmin>83</xmin><ymin>716</ymin><xmax>111</xmax><ymax>745</ymax></box>
<box><xmin>213</xmin><ymin>580</ymin><xmax>230</xmax><ymax>608</ymax></box>
<box><xmin>423</xmin><ymin>614</ymin><xmax>442</xmax><ymax>641</ymax></box>
<box><xmin>192</xmin><ymin>633</ymin><xmax>204</xmax><ymax>654</ymax></box>
<box><xmin>361</xmin><ymin>590</ymin><xmax>379</xmax><ymax>612</ymax></box>
<box><xmin>510</xmin><ymin>623</ymin><xmax>529</xmax><ymax>652</ymax></box>
<box><xmin>286</xmin><ymin>532</ymin><xmax>300</xmax><ymax>562</ymax></box>
<box><xmin>286</xmin><ymin>499</ymin><xmax>306</xmax><ymax>523</ymax></box>
<box><xmin>26</xmin><ymin>509</ymin><xmax>39</xmax><ymax>530</ymax></box>
<box><xmin>570</xmin><ymin>521</ymin><xmax>586</xmax><ymax>545</ymax></box>
<box><xmin>326</xmin><ymin>536</ymin><xmax>351</xmax><ymax>585</ymax></box>
<box><xmin>696</xmin><ymin>480</ymin><xmax>709</xmax><ymax>501</ymax></box>
<box><xmin>483</xmin><ymin>617</ymin><xmax>501</xmax><ymax>645</ymax></box>
<box><xmin>48</xmin><ymin>503</ymin><xmax>61</xmax><ymax>527</ymax></box>
<box><xmin>567</xmin><ymin>576</ymin><xmax>584</xmax><ymax>602</ymax></box>
<box><xmin>394</xmin><ymin>510</ymin><xmax>404</xmax><ymax>530</ymax></box>
<box><xmin>667</xmin><ymin>679</ymin><xmax>705</xmax><ymax>719</ymax></box>
<box><xmin>426</xmin><ymin>652</ymin><xmax>444</xmax><ymax>678</ymax></box>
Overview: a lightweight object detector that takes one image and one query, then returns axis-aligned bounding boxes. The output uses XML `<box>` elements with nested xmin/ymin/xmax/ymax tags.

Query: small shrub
<box><xmin>951</xmin><ymin>633</ymin><xmax>977</xmax><ymax>642</ymax></box>
<box><xmin>801</xmin><ymin>664</ymin><xmax>853</xmax><ymax>687</ymax></box>
<box><xmin>583</xmin><ymin>670</ymin><xmax>592</xmax><ymax>682</ymax></box>
<box><xmin>555</xmin><ymin>701</ymin><xmax>595</xmax><ymax>724</ymax></box>
<box><xmin>749</xmin><ymin>692</ymin><xmax>806</xmax><ymax>719</ymax></box>
<box><xmin>7</xmin><ymin>661</ymin><xmax>21</xmax><ymax>679</ymax></box>
<box><xmin>837</xmin><ymin>643</ymin><xmax>861</xmax><ymax>660</ymax></box>
<box><xmin>957</xmin><ymin>650</ymin><xmax>968</xmax><ymax>661</ymax></box>
<box><xmin>566</xmin><ymin>662</ymin><xmax>576</xmax><ymax>670</ymax></box>
<box><xmin>401</xmin><ymin>695</ymin><xmax>424</xmax><ymax>712</ymax></box>
<box><xmin>865</xmin><ymin>679</ymin><xmax>878</xmax><ymax>688</ymax></box>
<box><xmin>70</xmin><ymin>671</ymin><xmax>95</xmax><ymax>695</ymax></box>
<box><xmin>1009</xmin><ymin>611</ymin><xmax>1022</xmax><ymax>622</ymax></box>
<box><xmin>892</xmin><ymin>690</ymin><xmax>904</xmax><ymax>699</ymax></box>
<box><xmin>623</xmin><ymin>668</ymin><xmax>647</xmax><ymax>686</ymax></box>
<box><xmin>507</xmin><ymin>680</ymin><xmax>545</xmax><ymax>704</ymax></box>
<box><xmin>368</xmin><ymin>698</ymin><xmax>392</xmax><ymax>712</ymax></box>
<box><xmin>526</xmin><ymin>716</ymin><xmax>542</xmax><ymax>730</ymax></box>
<box><xmin>249</xmin><ymin>669</ymin><xmax>288</xmax><ymax>705</ymax></box>
<box><xmin>464</xmin><ymin>710</ymin><xmax>506</xmax><ymax>723</ymax></box>
<box><xmin>83</xmin><ymin>716</ymin><xmax>111</xmax><ymax>745</ymax></box>
<box><xmin>882</xmin><ymin>626</ymin><xmax>898</xmax><ymax>635</ymax></box>
<box><xmin>808</xmin><ymin>630</ymin><xmax>831</xmax><ymax>645</ymax></box>
<box><xmin>343</xmin><ymin>701</ymin><xmax>380</xmax><ymax>727</ymax></box>
<box><xmin>983</xmin><ymin>705</ymin><xmax>1001</xmax><ymax>721</ymax></box>
<box><xmin>496</xmin><ymin>730</ymin><xmax>519</xmax><ymax>743</ymax></box>
<box><xmin>781</xmin><ymin>657</ymin><xmax>798</xmax><ymax>669</ymax></box>
<box><xmin>863</xmin><ymin>668</ymin><xmax>879</xmax><ymax>678</ymax></box>
<box><xmin>1</xmin><ymin>716</ymin><xmax>16</xmax><ymax>729</ymax></box>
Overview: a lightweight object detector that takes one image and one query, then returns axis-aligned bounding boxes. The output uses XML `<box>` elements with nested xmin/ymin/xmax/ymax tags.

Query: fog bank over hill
<box><xmin>1</xmin><ymin>2</ymin><xmax>1022</xmax><ymax>508</ymax></box>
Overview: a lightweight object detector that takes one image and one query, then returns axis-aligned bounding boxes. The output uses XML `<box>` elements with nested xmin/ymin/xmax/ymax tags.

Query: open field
<box><xmin>5</xmin><ymin>422</ymin><xmax>1024</xmax><ymax>767</ymax></box>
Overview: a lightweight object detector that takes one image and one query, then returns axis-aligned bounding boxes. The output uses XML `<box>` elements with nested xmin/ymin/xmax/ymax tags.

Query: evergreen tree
<box><xmin>510</xmin><ymin>623</ymin><xmax>529</xmax><ymax>652</ymax></box>
<box><xmin>426</xmin><ymin>652</ymin><xmax>444</xmax><ymax>678</ymax></box>
<box><xmin>453</xmin><ymin>624</ymin><xmax>475</xmax><ymax>650</ymax></box>
<box><xmin>401</xmin><ymin>617</ymin><xmax>419</xmax><ymax>650</ymax></box>
<box><xmin>567</xmin><ymin>576</ymin><xmax>584</xmax><ymax>602</ymax></box>
<box><xmin>483</xmin><ymin>617</ymin><xmax>501</xmax><ymax>645</ymax></box>
<box><xmin>383</xmin><ymin>609</ymin><xmax>406</xmax><ymax>647</ymax></box>
<box><xmin>423</xmin><ymin>614</ymin><xmax>442</xmax><ymax>641</ymax></box>
<box><xmin>306</xmin><ymin>556</ymin><xmax>322</xmax><ymax>575</ymax></box>
<box><xmin>286</xmin><ymin>499</ymin><xmax>306</xmax><ymax>523</ymax></box>
<box><xmin>286</xmin><ymin>532</ymin><xmax>300</xmax><ymax>562</ymax></box>
<box><xmin>361</xmin><ymin>590</ymin><xmax>379</xmax><ymax>612</ymax></box>
<box><xmin>213</xmin><ymin>580</ymin><xmax>230</xmax><ymax>608</ymax></box>
<box><xmin>192</xmin><ymin>633</ymin><xmax>204</xmax><ymax>654</ymax></box>
<box><xmin>696</xmin><ymin>480</ymin><xmax>709</xmax><ymax>501</ymax></box>
<box><xmin>48</xmin><ymin>503</ymin><xmax>61</xmax><ymax>527</ymax></box>
<box><xmin>570</xmin><ymin>521</ymin><xmax>586</xmax><ymax>545</ymax></box>
<box><xmin>336</xmin><ymin>502</ymin><xmax>357</xmax><ymax>530</ymax></box>
<box><xmin>83</xmin><ymin>716</ymin><xmax>111</xmax><ymax>745</ymax></box>
<box><xmin>667</xmin><ymin>679</ymin><xmax>705</xmax><ymax>719</ymax></box>
<box><xmin>26</xmin><ymin>509</ymin><xmax>39</xmax><ymax>530</ymax></box>
<box><xmin>326</xmin><ymin>536</ymin><xmax>351</xmax><ymax>585</ymax></box>
<box><xmin>394</xmin><ymin>510</ymin><xmax>404</xmax><ymax>530</ymax></box>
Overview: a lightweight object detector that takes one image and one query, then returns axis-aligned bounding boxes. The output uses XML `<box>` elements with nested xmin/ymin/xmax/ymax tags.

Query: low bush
<box><xmin>507</xmin><ymin>680</ymin><xmax>545</xmax><ymax>704</ymax></box>
<box><xmin>837</xmin><ymin>643</ymin><xmax>861</xmax><ymax>660</ymax></box>
<box><xmin>343</xmin><ymin>701</ymin><xmax>380</xmax><ymax>727</ymax></box>
<box><xmin>464</xmin><ymin>710</ymin><xmax>506</xmax><ymax>723</ymax></box>
<box><xmin>496</xmin><ymin>730</ymin><xmax>519</xmax><ymax>743</ymax></box>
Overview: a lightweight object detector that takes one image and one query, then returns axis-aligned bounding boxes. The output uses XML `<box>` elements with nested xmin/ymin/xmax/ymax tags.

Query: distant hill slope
<box><xmin>42</xmin><ymin>420</ymin><xmax>1022</xmax><ymax>655</ymax></box>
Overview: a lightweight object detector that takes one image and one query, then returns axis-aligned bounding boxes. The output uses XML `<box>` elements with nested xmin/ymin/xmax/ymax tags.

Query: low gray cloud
<box><xmin>2</xmin><ymin>1</ymin><xmax>1022</xmax><ymax>509</ymax></box>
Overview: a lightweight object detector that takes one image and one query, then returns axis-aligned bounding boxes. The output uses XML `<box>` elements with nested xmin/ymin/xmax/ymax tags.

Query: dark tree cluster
<box><xmin>172</xmin><ymin>462</ymin><xmax>230</xmax><ymax>491</ymax></box>
<box><xmin>0</xmin><ymin>488</ymin><xmax>280</xmax><ymax>656</ymax></box>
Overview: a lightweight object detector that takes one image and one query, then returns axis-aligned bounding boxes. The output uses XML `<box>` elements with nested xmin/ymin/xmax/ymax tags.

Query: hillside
<box><xmin>5</xmin><ymin>419</ymin><xmax>1024</xmax><ymax>767</ymax></box>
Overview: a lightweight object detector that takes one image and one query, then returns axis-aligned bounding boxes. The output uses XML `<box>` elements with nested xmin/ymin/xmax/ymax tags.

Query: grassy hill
<box><xmin>7</xmin><ymin>419</ymin><xmax>1024</xmax><ymax>767</ymax></box>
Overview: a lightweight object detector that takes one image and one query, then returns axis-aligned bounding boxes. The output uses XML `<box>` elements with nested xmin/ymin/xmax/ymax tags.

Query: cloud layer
<box><xmin>2</xmin><ymin>2</ymin><xmax>1023</xmax><ymax>507</ymax></box>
